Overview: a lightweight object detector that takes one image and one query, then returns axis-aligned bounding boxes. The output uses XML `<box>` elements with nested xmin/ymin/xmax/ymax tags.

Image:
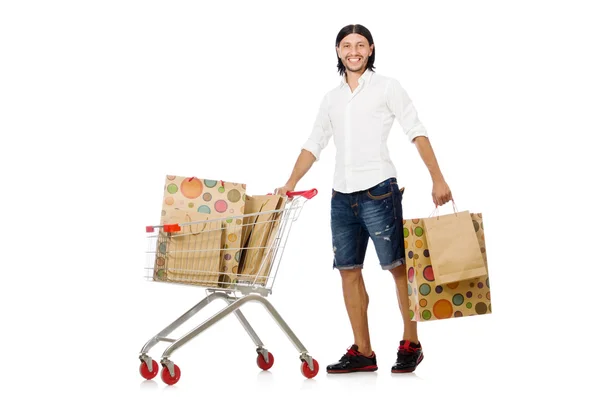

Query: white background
<box><xmin>1</xmin><ymin>0</ymin><xmax>598</xmax><ymax>396</ymax></box>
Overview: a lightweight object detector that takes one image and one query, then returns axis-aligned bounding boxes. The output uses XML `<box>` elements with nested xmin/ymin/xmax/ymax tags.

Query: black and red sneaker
<box><xmin>391</xmin><ymin>340</ymin><xmax>424</xmax><ymax>373</ymax></box>
<box><xmin>326</xmin><ymin>344</ymin><xmax>378</xmax><ymax>373</ymax></box>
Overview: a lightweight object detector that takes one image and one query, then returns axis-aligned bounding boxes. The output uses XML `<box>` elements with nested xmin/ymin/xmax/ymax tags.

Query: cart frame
<box><xmin>138</xmin><ymin>189</ymin><xmax>320</xmax><ymax>385</ymax></box>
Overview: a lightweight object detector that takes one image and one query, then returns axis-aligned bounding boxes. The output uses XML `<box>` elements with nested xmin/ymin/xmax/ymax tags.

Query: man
<box><xmin>275</xmin><ymin>24</ymin><xmax>452</xmax><ymax>374</ymax></box>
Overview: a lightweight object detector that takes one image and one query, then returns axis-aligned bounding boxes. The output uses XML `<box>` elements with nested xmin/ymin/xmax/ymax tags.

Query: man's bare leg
<box><xmin>390</xmin><ymin>264</ymin><xmax>418</xmax><ymax>343</ymax></box>
<box><xmin>340</xmin><ymin>268</ymin><xmax>373</xmax><ymax>355</ymax></box>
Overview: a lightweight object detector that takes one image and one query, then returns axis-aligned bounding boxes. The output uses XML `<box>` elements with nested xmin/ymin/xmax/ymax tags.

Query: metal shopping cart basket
<box><xmin>139</xmin><ymin>189</ymin><xmax>319</xmax><ymax>385</ymax></box>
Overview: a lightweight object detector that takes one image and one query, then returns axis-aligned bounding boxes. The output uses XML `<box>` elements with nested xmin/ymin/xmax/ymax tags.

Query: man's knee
<box><xmin>389</xmin><ymin>263</ymin><xmax>407</xmax><ymax>278</ymax></box>
<box><xmin>339</xmin><ymin>268</ymin><xmax>363</xmax><ymax>282</ymax></box>
<box><xmin>339</xmin><ymin>268</ymin><xmax>369</xmax><ymax>306</ymax></box>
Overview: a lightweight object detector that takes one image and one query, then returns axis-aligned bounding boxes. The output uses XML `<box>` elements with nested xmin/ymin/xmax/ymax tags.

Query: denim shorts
<box><xmin>331</xmin><ymin>178</ymin><xmax>406</xmax><ymax>271</ymax></box>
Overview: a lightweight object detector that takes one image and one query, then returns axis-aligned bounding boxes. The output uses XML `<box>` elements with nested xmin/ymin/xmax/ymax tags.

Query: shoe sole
<box><xmin>327</xmin><ymin>365</ymin><xmax>378</xmax><ymax>374</ymax></box>
<box><xmin>391</xmin><ymin>354</ymin><xmax>423</xmax><ymax>373</ymax></box>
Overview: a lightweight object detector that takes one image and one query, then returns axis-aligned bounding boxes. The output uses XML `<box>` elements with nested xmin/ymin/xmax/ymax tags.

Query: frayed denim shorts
<box><xmin>331</xmin><ymin>178</ymin><xmax>406</xmax><ymax>271</ymax></box>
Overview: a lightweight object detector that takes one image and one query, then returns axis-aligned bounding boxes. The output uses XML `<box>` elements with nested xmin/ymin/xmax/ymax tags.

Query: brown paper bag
<box><xmin>253</xmin><ymin>196</ymin><xmax>287</xmax><ymax>285</ymax></box>
<box><xmin>261</xmin><ymin>197</ymin><xmax>287</xmax><ymax>260</ymax></box>
<box><xmin>239</xmin><ymin>195</ymin><xmax>285</xmax><ymax>284</ymax></box>
<box><xmin>155</xmin><ymin>210</ymin><xmax>225</xmax><ymax>287</ymax></box>
<box><xmin>239</xmin><ymin>195</ymin><xmax>269</xmax><ymax>252</ymax></box>
<box><xmin>422</xmin><ymin>209</ymin><xmax>487</xmax><ymax>284</ymax></box>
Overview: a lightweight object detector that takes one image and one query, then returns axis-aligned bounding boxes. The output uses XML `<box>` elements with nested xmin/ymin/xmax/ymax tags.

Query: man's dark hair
<box><xmin>335</xmin><ymin>24</ymin><xmax>376</xmax><ymax>76</ymax></box>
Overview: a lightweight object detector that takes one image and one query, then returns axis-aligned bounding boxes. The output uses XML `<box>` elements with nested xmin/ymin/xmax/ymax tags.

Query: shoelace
<box><xmin>398</xmin><ymin>341</ymin><xmax>419</xmax><ymax>354</ymax></box>
<box><xmin>346</xmin><ymin>347</ymin><xmax>360</xmax><ymax>356</ymax></box>
<box><xmin>339</xmin><ymin>346</ymin><xmax>361</xmax><ymax>362</ymax></box>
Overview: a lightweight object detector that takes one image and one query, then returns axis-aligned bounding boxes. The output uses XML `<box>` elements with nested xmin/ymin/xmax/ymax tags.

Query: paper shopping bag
<box><xmin>153</xmin><ymin>210</ymin><xmax>225</xmax><ymax>287</ymax></box>
<box><xmin>405</xmin><ymin>215</ymin><xmax>492</xmax><ymax>322</ymax></box>
<box><xmin>160</xmin><ymin>175</ymin><xmax>247</xmax><ymax>288</ymax></box>
<box><xmin>239</xmin><ymin>195</ymin><xmax>269</xmax><ymax>251</ymax></box>
<box><xmin>259</xmin><ymin>197</ymin><xmax>288</xmax><ymax>282</ymax></box>
<box><xmin>238</xmin><ymin>194</ymin><xmax>286</xmax><ymax>285</ymax></box>
<box><xmin>422</xmin><ymin>209</ymin><xmax>487</xmax><ymax>284</ymax></box>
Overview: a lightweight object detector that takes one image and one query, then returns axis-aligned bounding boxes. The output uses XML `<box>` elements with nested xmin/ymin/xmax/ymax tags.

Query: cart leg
<box><xmin>233</xmin><ymin>308</ymin><xmax>270</xmax><ymax>361</ymax></box>
<box><xmin>139</xmin><ymin>292</ymin><xmax>225</xmax><ymax>358</ymax></box>
<box><xmin>211</xmin><ymin>294</ymin><xmax>269</xmax><ymax>361</ymax></box>
<box><xmin>252</xmin><ymin>296</ymin><xmax>316</xmax><ymax>371</ymax></box>
<box><xmin>211</xmin><ymin>294</ymin><xmax>266</xmax><ymax>348</ymax></box>
<box><xmin>252</xmin><ymin>296</ymin><xmax>308</xmax><ymax>354</ymax></box>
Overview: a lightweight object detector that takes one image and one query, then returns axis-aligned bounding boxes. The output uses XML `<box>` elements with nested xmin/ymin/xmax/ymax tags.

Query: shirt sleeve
<box><xmin>302</xmin><ymin>93</ymin><xmax>333</xmax><ymax>161</ymax></box>
<box><xmin>386</xmin><ymin>79</ymin><xmax>429</xmax><ymax>142</ymax></box>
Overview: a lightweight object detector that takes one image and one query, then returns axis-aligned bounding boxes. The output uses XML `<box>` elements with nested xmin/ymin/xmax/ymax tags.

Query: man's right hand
<box><xmin>274</xmin><ymin>183</ymin><xmax>295</xmax><ymax>197</ymax></box>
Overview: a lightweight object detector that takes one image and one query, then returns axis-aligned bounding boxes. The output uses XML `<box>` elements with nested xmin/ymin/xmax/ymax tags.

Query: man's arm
<box><xmin>276</xmin><ymin>94</ymin><xmax>332</xmax><ymax>195</ymax></box>
<box><xmin>385</xmin><ymin>80</ymin><xmax>453</xmax><ymax>206</ymax></box>
<box><xmin>413</xmin><ymin>136</ymin><xmax>445</xmax><ymax>183</ymax></box>
<box><xmin>413</xmin><ymin>136</ymin><xmax>453</xmax><ymax>206</ymax></box>
<box><xmin>276</xmin><ymin>149</ymin><xmax>316</xmax><ymax>194</ymax></box>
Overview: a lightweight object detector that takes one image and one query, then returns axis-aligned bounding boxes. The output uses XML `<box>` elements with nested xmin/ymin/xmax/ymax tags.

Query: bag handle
<box><xmin>429</xmin><ymin>199</ymin><xmax>459</xmax><ymax>219</ymax></box>
<box><xmin>163</xmin><ymin>213</ymin><xmax>214</xmax><ymax>235</ymax></box>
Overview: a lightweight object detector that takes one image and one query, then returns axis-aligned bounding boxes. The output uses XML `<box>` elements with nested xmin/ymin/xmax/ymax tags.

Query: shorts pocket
<box><xmin>366</xmin><ymin>181</ymin><xmax>392</xmax><ymax>200</ymax></box>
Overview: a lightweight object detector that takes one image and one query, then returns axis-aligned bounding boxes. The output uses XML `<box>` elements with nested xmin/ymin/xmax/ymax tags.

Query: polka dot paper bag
<box><xmin>156</xmin><ymin>175</ymin><xmax>247</xmax><ymax>288</ymax></box>
<box><xmin>405</xmin><ymin>215</ymin><xmax>492</xmax><ymax>321</ymax></box>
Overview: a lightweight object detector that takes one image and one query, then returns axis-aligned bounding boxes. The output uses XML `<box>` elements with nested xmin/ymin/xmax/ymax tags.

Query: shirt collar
<box><xmin>340</xmin><ymin>69</ymin><xmax>374</xmax><ymax>88</ymax></box>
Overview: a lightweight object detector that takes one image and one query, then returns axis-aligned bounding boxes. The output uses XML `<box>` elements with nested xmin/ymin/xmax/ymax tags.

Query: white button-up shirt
<box><xmin>302</xmin><ymin>69</ymin><xmax>428</xmax><ymax>194</ymax></box>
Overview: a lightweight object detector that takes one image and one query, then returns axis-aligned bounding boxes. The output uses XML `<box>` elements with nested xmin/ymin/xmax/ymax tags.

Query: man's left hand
<box><xmin>432</xmin><ymin>180</ymin><xmax>453</xmax><ymax>207</ymax></box>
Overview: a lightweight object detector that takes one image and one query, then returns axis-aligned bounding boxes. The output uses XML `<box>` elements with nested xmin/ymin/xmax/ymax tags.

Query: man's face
<box><xmin>336</xmin><ymin>33</ymin><xmax>373</xmax><ymax>74</ymax></box>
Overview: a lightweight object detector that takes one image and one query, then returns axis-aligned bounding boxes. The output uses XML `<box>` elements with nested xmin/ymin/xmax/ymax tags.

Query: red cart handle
<box><xmin>286</xmin><ymin>188</ymin><xmax>318</xmax><ymax>200</ymax></box>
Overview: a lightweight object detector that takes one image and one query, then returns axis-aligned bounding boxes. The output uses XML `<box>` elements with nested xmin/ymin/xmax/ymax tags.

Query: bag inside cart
<box><xmin>239</xmin><ymin>194</ymin><xmax>286</xmax><ymax>285</ymax></box>
<box><xmin>158</xmin><ymin>176</ymin><xmax>247</xmax><ymax>288</ymax></box>
<box><xmin>156</xmin><ymin>210</ymin><xmax>225</xmax><ymax>287</ymax></box>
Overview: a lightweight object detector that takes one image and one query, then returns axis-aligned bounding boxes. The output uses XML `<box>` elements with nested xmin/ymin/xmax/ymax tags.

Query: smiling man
<box><xmin>276</xmin><ymin>24</ymin><xmax>452</xmax><ymax>374</ymax></box>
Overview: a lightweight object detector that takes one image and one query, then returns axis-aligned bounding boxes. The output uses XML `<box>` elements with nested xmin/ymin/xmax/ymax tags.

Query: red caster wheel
<box><xmin>301</xmin><ymin>359</ymin><xmax>319</xmax><ymax>379</ymax></box>
<box><xmin>139</xmin><ymin>359</ymin><xmax>159</xmax><ymax>380</ymax></box>
<box><xmin>257</xmin><ymin>352</ymin><xmax>274</xmax><ymax>370</ymax></box>
<box><xmin>161</xmin><ymin>364</ymin><xmax>181</xmax><ymax>386</ymax></box>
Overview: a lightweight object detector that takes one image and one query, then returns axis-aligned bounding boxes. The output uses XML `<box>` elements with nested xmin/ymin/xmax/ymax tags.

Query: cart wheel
<box><xmin>161</xmin><ymin>364</ymin><xmax>181</xmax><ymax>386</ymax></box>
<box><xmin>257</xmin><ymin>352</ymin><xmax>274</xmax><ymax>370</ymax></box>
<box><xmin>139</xmin><ymin>359</ymin><xmax>159</xmax><ymax>380</ymax></box>
<box><xmin>301</xmin><ymin>359</ymin><xmax>319</xmax><ymax>379</ymax></box>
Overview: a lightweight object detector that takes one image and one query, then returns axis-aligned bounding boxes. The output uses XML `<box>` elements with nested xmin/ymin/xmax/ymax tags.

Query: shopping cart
<box><xmin>139</xmin><ymin>189</ymin><xmax>319</xmax><ymax>385</ymax></box>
